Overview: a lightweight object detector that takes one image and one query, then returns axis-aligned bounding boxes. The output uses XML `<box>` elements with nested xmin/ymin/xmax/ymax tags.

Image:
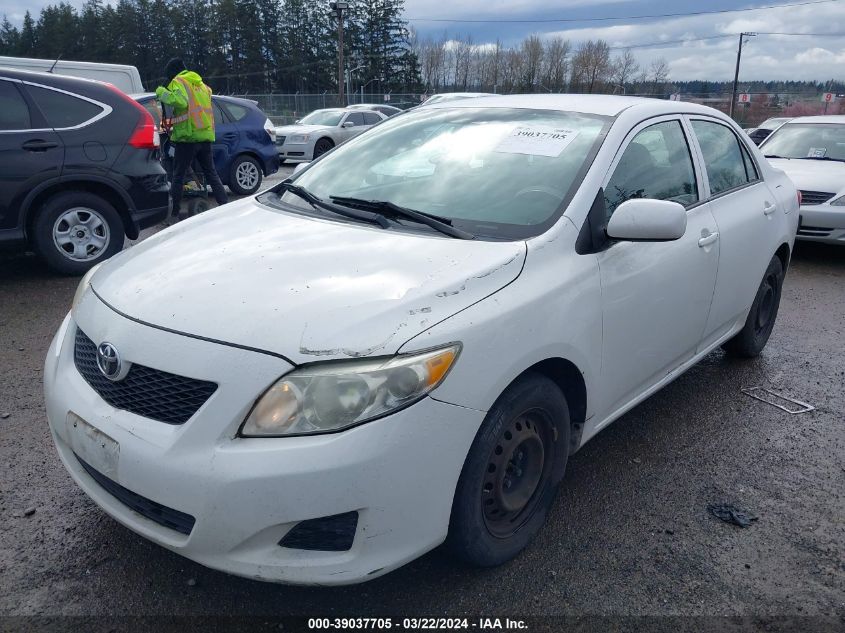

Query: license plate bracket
<box><xmin>66</xmin><ymin>412</ymin><xmax>120</xmax><ymax>479</ymax></box>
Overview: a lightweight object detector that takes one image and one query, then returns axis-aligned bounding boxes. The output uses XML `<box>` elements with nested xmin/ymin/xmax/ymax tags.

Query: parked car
<box><xmin>0</xmin><ymin>56</ymin><xmax>144</xmax><ymax>94</ymax></box>
<box><xmin>346</xmin><ymin>103</ymin><xmax>402</xmax><ymax>117</ymax></box>
<box><xmin>275</xmin><ymin>108</ymin><xmax>388</xmax><ymax>161</ymax></box>
<box><xmin>760</xmin><ymin>115</ymin><xmax>845</xmax><ymax>244</ymax></box>
<box><xmin>135</xmin><ymin>93</ymin><xmax>278</xmax><ymax>196</ymax></box>
<box><xmin>0</xmin><ymin>69</ymin><xmax>168</xmax><ymax>275</ymax></box>
<box><xmin>420</xmin><ymin>92</ymin><xmax>496</xmax><ymax>106</ymax></box>
<box><xmin>747</xmin><ymin>117</ymin><xmax>791</xmax><ymax>145</ymax></box>
<box><xmin>46</xmin><ymin>95</ymin><xmax>797</xmax><ymax>586</ymax></box>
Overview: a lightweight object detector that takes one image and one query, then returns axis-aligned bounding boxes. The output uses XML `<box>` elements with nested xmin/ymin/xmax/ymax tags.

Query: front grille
<box><xmin>76</xmin><ymin>455</ymin><xmax>196</xmax><ymax>535</ymax></box>
<box><xmin>279</xmin><ymin>511</ymin><xmax>359</xmax><ymax>551</ymax></box>
<box><xmin>799</xmin><ymin>190</ymin><xmax>836</xmax><ymax>205</ymax></box>
<box><xmin>73</xmin><ymin>327</ymin><xmax>217</xmax><ymax>425</ymax></box>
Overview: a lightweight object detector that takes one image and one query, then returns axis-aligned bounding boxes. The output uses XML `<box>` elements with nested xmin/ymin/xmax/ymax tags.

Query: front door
<box><xmin>596</xmin><ymin>117</ymin><xmax>720</xmax><ymax>419</ymax></box>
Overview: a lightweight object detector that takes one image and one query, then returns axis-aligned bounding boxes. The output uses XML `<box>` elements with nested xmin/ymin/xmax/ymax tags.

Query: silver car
<box><xmin>275</xmin><ymin>108</ymin><xmax>387</xmax><ymax>162</ymax></box>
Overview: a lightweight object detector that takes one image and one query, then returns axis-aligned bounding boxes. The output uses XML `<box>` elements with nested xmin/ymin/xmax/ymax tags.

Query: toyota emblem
<box><xmin>96</xmin><ymin>342</ymin><xmax>122</xmax><ymax>380</ymax></box>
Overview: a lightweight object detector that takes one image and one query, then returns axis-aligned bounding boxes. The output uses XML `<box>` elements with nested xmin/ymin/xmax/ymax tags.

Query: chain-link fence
<box><xmin>232</xmin><ymin>93</ymin><xmax>426</xmax><ymax>124</ymax></box>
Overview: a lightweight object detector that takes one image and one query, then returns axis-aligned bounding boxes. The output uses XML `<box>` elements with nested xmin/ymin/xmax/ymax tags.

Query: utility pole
<box><xmin>330</xmin><ymin>2</ymin><xmax>348</xmax><ymax>106</ymax></box>
<box><xmin>730</xmin><ymin>32</ymin><xmax>756</xmax><ymax>119</ymax></box>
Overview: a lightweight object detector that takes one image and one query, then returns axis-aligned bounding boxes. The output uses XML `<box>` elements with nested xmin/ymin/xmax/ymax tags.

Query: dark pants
<box><xmin>171</xmin><ymin>141</ymin><xmax>228</xmax><ymax>214</ymax></box>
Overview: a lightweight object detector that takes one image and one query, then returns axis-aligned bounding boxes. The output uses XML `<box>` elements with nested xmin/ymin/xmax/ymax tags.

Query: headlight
<box><xmin>830</xmin><ymin>194</ymin><xmax>845</xmax><ymax>206</ymax></box>
<box><xmin>240</xmin><ymin>344</ymin><xmax>460</xmax><ymax>437</ymax></box>
<box><xmin>71</xmin><ymin>263</ymin><xmax>102</xmax><ymax>312</ymax></box>
<box><xmin>288</xmin><ymin>134</ymin><xmax>310</xmax><ymax>144</ymax></box>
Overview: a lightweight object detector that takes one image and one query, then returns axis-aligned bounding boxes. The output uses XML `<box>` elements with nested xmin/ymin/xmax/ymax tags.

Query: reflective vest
<box><xmin>171</xmin><ymin>76</ymin><xmax>214</xmax><ymax>132</ymax></box>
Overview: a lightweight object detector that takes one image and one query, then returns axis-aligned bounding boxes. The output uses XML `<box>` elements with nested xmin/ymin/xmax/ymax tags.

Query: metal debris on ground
<box><xmin>707</xmin><ymin>503</ymin><xmax>758</xmax><ymax>528</ymax></box>
<box><xmin>741</xmin><ymin>387</ymin><xmax>815</xmax><ymax>414</ymax></box>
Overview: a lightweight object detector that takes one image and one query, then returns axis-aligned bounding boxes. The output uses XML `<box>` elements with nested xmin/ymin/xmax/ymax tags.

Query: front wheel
<box><xmin>722</xmin><ymin>255</ymin><xmax>784</xmax><ymax>358</ymax></box>
<box><xmin>312</xmin><ymin>138</ymin><xmax>334</xmax><ymax>159</ymax></box>
<box><xmin>229</xmin><ymin>155</ymin><xmax>263</xmax><ymax>195</ymax></box>
<box><xmin>447</xmin><ymin>373</ymin><xmax>570</xmax><ymax>567</ymax></box>
<box><xmin>32</xmin><ymin>191</ymin><xmax>124</xmax><ymax>275</ymax></box>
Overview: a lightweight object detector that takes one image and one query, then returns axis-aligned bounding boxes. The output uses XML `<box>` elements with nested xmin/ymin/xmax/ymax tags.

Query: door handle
<box><xmin>21</xmin><ymin>139</ymin><xmax>59</xmax><ymax>152</ymax></box>
<box><xmin>223</xmin><ymin>133</ymin><xmax>238</xmax><ymax>140</ymax></box>
<box><xmin>698</xmin><ymin>232</ymin><xmax>719</xmax><ymax>247</ymax></box>
<box><xmin>763</xmin><ymin>201</ymin><xmax>777</xmax><ymax>215</ymax></box>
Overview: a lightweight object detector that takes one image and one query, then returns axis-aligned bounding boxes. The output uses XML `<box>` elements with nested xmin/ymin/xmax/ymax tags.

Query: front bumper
<box><xmin>797</xmin><ymin>204</ymin><xmax>845</xmax><ymax>244</ymax></box>
<box><xmin>44</xmin><ymin>295</ymin><xmax>484</xmax><ymax>585</ymax></box>
<box><xmin>275</xmin><ymin>139</ymin><xmax>315</xmax><ymax>161</ymax></box>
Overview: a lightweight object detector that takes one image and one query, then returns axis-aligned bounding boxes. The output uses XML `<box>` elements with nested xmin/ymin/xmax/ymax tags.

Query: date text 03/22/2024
<box><xmin>307</xmin><ymin>617</ymin><xmax>529</xmax><ymax>630</ymax></box>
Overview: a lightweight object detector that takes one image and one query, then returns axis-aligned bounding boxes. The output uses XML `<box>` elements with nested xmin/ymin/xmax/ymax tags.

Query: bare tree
<box><xmin>521</xmin><ymin>34</ymin><xmax>544</xmax><ymax>91</ymax></box>
<box><xmin>648</xmin><ymin>57</ymin><xmax>670</xmax><ymax>95</ymax></box>
<box><xmin>611</xmin><ymin>49</ymin><xmax>639</xmax><ymax>94</ymax></box>
<box><xmin>543</xmin><ymin>36</ymin><xmax>571</xmax><ymax>92</ymax></box>
<box><xmin>571</xmin><ymin>40</ymin><xmax>611</xmax><ymax>93</ymax></box>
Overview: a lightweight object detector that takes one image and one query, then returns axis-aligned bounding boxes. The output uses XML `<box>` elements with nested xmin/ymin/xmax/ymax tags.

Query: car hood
<box><xmin>767</xmin><ymin>158</ymin><xmax>845</xmax><ymax>194</ymax></box>
<box><xmin>91</xmin><ymin>198</ymin><xmax>526</xmax><ymax>365</ymax></box>
<box><xmin>275</xmin><ymin>124</ymin><xmax>333</xmax><ymax>135</ymax></box>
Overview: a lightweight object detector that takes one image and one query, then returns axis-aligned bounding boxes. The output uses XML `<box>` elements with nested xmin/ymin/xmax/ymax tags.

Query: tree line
<box><xmin>0</xmin><ymin>0</ymin><xmax>422</xmax><ymax>94</ymax></box>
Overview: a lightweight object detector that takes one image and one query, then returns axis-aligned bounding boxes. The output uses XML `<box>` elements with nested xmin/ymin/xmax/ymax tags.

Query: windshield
<box><xmin>275</xmin><ymin>107</ymin><xmax>609</xmax><ymax>239</ymax></box>
<box><xmin>763</xmin><ymin>123</ymin><xmax>845</xmax><ymax>160</ymax></box>
<box><xmin>299</xmin><ymin>110</ymin><xmax>344</xmax><ymax>126</ymax></box>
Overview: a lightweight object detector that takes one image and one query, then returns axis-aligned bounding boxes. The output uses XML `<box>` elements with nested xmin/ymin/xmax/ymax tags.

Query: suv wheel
<box><xmin>229</xmin><ymin>155</ymin><xmax>262</xmax><ymax>195</ymax></box>
<box><xmin>32</xmin><ymin>191</ymin><xmax>124</xmax><ymax>275</ymax></box>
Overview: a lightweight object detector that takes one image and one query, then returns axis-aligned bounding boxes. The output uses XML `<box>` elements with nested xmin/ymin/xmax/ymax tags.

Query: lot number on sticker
<box><xmin>495</xmin><ymin>126</ymin><xmax>580</xmax><ymax>157</ymax></box>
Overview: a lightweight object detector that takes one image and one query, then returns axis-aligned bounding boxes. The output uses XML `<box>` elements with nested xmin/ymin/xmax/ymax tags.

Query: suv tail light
<box><xmin>104</xmin><ymin>83</ymin><xmax>160</xmax><ymax>150</ymax></box>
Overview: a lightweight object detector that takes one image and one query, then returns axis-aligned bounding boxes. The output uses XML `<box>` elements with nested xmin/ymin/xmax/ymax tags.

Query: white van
<box><xmin>0</xmin><ymin>56</ymin><xmax>144</xmax><ymax>93</ymax></box>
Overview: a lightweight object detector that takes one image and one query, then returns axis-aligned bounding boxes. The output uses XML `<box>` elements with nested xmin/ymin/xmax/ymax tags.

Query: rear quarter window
<box><xmin>221</xmin><ymin>102</ymin><xmax>249</xmax><ymax>121</ymax></box>
<box><xmin>0</xmin><ymin>81</ymin><xmax>31</xmax><ymax>130</ymax></box>
<box><xmin>27</xmin><ymin>85</ymin><xmax>104</xmax><ymax>129</ymax></box>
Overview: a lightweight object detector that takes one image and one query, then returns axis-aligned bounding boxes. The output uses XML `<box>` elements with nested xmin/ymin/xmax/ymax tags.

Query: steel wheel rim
<box><xmin>482</xmin><ymin>409</ymin><xmax>554</xmax><ymax>538</ymax></box>
<box><xmin>236</xmin><ymin>161</ymin><xmax>259</xmax><ymax>189</ymax></box>
<box><xmin>52</xmin><ymin>207</ymin><xmax>110</xmax><ymax>262</ymax></box>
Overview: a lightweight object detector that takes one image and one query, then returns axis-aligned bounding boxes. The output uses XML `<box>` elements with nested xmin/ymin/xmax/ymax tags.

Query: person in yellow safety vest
<box><xmin>155</xmin><ymin>58</ymin><xmax>228</xmax><ymax>218</ymax></box>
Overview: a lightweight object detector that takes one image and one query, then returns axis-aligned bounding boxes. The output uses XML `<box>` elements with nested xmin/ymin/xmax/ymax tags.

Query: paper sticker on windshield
<box><xmin>494</xmin><ymin>126</ymin><xmax>580</xmax><ymax>157</ymax></box>
<box><xmin>807</xmin><ymin>147</ymin><xmax>827</xmax><ymax>158</ymax></box>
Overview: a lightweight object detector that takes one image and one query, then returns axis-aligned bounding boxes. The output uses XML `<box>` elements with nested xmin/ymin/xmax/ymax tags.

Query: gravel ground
<box><xmin>0</xmin><ymin>191</ymin><xmax>843</xmax><ymax>627</ymax></box>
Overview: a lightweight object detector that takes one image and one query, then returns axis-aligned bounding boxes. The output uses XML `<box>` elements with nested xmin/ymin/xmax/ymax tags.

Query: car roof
<box><xmin>131</xmin><ymin>92</ymin><xmax>257</xmax><ymax>108</ymax></box>
<box><xmin>0</xmin><ymin>66</ymin><xmax>109</xmax><ymax>87</ymax></box>
<box><xmin>423</xmin><ymin>93</ymin><xmax>723</xmax><ymax>118</ymax></box>
<box><xmin>783</xmin><ymin>115</ymin><xmax>845</xmax><ymax>124</ymax></box>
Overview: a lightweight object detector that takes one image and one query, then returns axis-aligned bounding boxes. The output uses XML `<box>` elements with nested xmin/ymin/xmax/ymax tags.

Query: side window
<box><xmin>213</xmin><ymin>102</ymin><xmax>226</xmax><ymax>127</ymax></box>
<box><xmin>691</xmin><ymin>120</ymin><xmax>750</xmax><ymax>195</ymax></box>
<box><xmin>27</xmin><ymin>85</ymin><xmax>103</xmax><ymax>128</ymax></box>
<box><xmin>740</xmin><ymin>142</ymin><xmax>759</xmax><ymax>181</ymax></box>
<box><xmin>222</xmin><ymin>102</ymin><xmax>248</xmax><ymax>121</ymax></box>
<box><xmin>605</xmin><ymin>120</ymin><xmax>699</xmax><ymax>217</ymax></box>
<box><xmin>363</xmin><ymin>112</ymin><xmax>382</xmax><ymax>125</ymax></box>
<box><xmin>345</xmin><ymin>112</ymin><xmax>365</xmax><ymax>126</ymax></box>
<box><xmin>0</xmin><ymin>81</ymin><xmax>31</xmax><ymax>130</ymax></box>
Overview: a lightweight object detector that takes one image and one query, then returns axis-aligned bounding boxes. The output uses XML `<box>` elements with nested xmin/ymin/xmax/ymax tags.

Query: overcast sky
<box><xmin>4</xmin><ymin>0</ymin><xmax>844</xmax><ymax>81</ymax></box>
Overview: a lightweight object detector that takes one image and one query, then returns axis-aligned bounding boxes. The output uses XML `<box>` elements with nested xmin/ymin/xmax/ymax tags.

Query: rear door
<box><xmin>339</xmin><ymin>111</ymin><xmax>366</xmax><ymax>141</ymax></box>
<box><xmin>212</xmin><ymin>100</ymin><xmax>239</xmax><ymax>178</ymax></box>
<box><xmin>687</xmin><ymin>117</ymin><xmax>782</xmax><ymax>348</ymax></box>
<box><xmin>0</xmin><ymin>78</ymin><xmax>64</xmax><ymax>234</ymax></box>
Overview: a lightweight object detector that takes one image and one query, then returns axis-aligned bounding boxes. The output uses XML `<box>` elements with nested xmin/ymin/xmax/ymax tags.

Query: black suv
<box><xmin>0</xmin><ymin>69</ymin><xmax>169</xmax><ymax>274</ymax></box>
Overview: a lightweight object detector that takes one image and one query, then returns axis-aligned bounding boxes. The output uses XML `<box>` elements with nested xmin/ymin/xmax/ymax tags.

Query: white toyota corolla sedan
<box><xmin>44</xmin><ymin>95</ymin><xmax>798</xmax><ymax>585</ymax></box>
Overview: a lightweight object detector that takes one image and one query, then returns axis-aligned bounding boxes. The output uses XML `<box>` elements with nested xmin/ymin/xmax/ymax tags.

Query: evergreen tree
<box><xmin>19</xmin><ymin>11</ymin><xmax>39</xmax><ymax>57</ymax></box>
<box><xmin>0</xmin><ymin>16</ymin><xmax>21</xmax><ymax>55</ymax></box>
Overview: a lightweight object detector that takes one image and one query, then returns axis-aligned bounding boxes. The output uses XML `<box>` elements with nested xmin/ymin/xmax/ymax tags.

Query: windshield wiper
<box><xmin>329</xmin><ymin>196</ymin><xmax>474</xmax><ymax>239</ymax></box>
<box><xmin>794</xmin><ymin>156</ymin><xmax>845</xmax><ymax>163</ymax></box>
<box><xmin>764</xmin><ymin>154</ymin><xmax>788</xmax><ymax>159</ymax></box>
<box><xmin>279</xmin><ymin>182</ymin><xmax>389</xmax><ymax>228</ymax></box>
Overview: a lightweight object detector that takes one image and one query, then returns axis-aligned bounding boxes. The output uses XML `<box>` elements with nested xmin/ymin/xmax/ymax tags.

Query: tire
<box><xmin>229</xmin><ymin>155</ymin><xmax>263</xmax><ymax>195</ymax></box>
<box><xmin>447</xmin><ymin>372</ymin><xmax>570</xmax><ymax>567</ymax></box>
<box><xmin>722</xmin><ymin>255</ymin><xmax>784</xmax><ymax>358</ymax></box>
<box><xmin>187</xmin><ymin>198</ymin><xmax>211</xmax><ymax>216</ymax></box>
<box><xmin>31</xmin><ymin>191</ymin><xmax>124</xmax><ymax>276</ymax></box>
<box><xmin>313</xmin><ymin>138</ymin><xmax>334</xmax><ymax>159</ymax></box>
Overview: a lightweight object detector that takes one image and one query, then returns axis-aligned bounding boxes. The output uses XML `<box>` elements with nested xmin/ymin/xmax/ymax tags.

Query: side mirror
<box><xmin>294</xmin><ymin>119</ymin><xmax>300</xmax><ymax>124</ymax></box>
<box><xmin>293</xmin><ymin>163</ymin><xmax>308</xmax><ymax>175</ymax></box>
<box><xmin>342</xmin><ymin>121</ymin><xmax>355</xmax><ymax>128</ymax></box>
<box><xmin>606</xmin><ymin>198</ymin><xmax>687</xmax><ymax>241</ymax></box>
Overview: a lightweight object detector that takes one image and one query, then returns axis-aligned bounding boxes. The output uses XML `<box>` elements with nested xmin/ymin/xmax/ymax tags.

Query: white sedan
<box><xmin>275</xmin><ymin>108</ymin><xmax>387</xmax><ymax>162</ymax></box>
<box><xmin>760</xmin><ymin>115</ymin><xmax>845</xmax><ymax>244</ymax></box>
<box><xmin>44</xmin><ymin>95</ymin><xmax>798</xmax><ymax>585</ymax></box>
